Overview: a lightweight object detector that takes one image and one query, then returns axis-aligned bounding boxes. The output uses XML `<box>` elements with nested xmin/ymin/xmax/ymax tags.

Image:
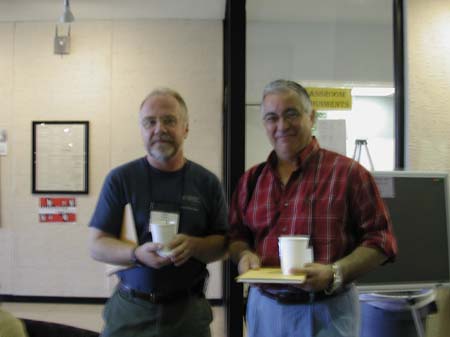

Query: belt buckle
<box><xmin>121</xmin><ymin>285</ymin><xmax>159</xmax><ymax>303</ymax></box>
<box><xmin>271</xmin><ymin>290</ymin><xmax>315</xmax><ymax>304</ymax></box>
<box><xmin>149</xmin><ymin>292</ymin><xmax>158</xmax><ymax>303</ymax></box>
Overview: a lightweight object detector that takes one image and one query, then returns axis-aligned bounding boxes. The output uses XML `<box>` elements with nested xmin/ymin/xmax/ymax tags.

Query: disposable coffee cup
<box><xmin>150</xmin><ymin>221</ymin><xmax>178</xmax><ymax>257</ymax></box>
<box><xmin>278</xmin><ymin>235</ymin><xmax>310</xmax><ymax>275</ymax></box>
<box><xmin>305</xmin><ymin>247</ymin><xmax>313</xmax><ymax>264</ymax></box>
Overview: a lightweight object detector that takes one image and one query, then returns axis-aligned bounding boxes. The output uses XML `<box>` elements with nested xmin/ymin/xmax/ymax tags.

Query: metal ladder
<box><xmin>352</xmin><ymin>139</ymin><xmax>374</xmax><ymax>171</ymax></box>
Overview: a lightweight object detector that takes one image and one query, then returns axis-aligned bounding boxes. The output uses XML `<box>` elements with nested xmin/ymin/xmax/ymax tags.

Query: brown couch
<box><xmin>21</xmin><ymin>319</ymin><xmax>99</xmax><ymax>337</ymax></box>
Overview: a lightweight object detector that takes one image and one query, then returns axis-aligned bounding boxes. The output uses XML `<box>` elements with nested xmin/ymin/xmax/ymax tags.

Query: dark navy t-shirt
<box><xmin>89</xmin><ymin>157</ymin><xmax>228</xmax><ymax>292</ymax></box>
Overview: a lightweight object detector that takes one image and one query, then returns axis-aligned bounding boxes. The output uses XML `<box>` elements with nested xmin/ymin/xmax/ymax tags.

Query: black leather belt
<box><xmin>118</xmin><ymin>282</ymin><xmax>204</xmax><ymax>304</ymax></box>
<box><xmin>259</xmin><ymin>285</ymin><xmax>350</xmax><ymax>304</ymax></box>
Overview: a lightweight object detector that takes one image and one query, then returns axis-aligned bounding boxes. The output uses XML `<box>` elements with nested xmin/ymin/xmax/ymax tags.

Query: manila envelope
<box><xmin>105</xmin><ymin>203</ymin><xmax>138</xmax><ymax>276</ymax></box>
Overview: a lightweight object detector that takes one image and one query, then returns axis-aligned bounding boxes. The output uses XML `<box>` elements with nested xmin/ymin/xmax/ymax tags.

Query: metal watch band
<box><xmin>130</xmin><ymin>246</ymin><xmax>141</xmax><ymax>265</ymax></box>
<box><xmin>324</xmin><ymin>262</ymin><xmax>343</xmax><ymax>294</ymax></box>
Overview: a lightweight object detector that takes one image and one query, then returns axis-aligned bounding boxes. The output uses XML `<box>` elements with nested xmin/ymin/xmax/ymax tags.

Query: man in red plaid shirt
<box><xmin>229</xmin><ymin>79</ymin><xmax>398</xmax><ymax>337</ymax></box>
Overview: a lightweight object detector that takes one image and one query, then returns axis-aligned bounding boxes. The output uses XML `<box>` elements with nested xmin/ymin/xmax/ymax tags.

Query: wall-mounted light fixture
<box><xmin>54</xmin><ymin>0</ymin><xmax>75</xmax><ymax>55</ymax></box>
<box><xmin>54</xmin><ymin>25</ymin><xmax>71</xmax><ymax>55</ymax></box>
<box><xmin>60</xmin><ymin>0</ymin><xmax>75</xmax><ymax>23</ymax></box>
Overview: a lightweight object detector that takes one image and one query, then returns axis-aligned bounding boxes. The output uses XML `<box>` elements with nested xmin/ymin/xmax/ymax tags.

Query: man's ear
<box><xmin>310</xmin><ymin>109</ymin><xmax>317</xmax><ymax>123</ymax></box>
<box><xmin>184</xmin><ymin>123</ymin><xmax>189</xmax><ymax>139</ymax></box>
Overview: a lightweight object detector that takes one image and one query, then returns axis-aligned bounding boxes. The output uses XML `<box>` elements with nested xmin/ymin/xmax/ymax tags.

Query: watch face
<box><xmin>332</xmin><ymin>263</ymin><xmax>343</xmax><ymax>289</ymax></box>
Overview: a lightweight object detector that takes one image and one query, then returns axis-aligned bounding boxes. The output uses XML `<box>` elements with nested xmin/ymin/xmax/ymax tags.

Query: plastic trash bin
<box><xmin>359</xmin><ymin>289</ymin><xmax>437</xmax><ymax>337</ymax></box>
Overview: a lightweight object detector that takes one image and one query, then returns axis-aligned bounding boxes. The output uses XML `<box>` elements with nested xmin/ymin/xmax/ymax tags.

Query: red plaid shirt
<box><xmin>229</xmin><ymin>138</ymin><xmax>397</xmax><ymax>266</ymax></box>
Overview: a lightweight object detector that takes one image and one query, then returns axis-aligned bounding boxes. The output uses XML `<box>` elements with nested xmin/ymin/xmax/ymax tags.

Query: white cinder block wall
<box><xmin>0</xmin><ymin>19</ymin><xmax>223</xmax><ymax>298</ymax></box>
<box><xmin>407</xmin><ymin>0</ymin><xmax>450</xmax><ymax>170</ymax></box>
<box><xmin>407</xmin><ymin>1</ymin><xmax>450</xmax><ymax>336</ymax></box>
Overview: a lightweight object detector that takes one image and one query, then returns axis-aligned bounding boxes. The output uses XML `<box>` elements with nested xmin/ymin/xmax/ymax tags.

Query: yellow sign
<box><xmin>306</xmin><ymin>87</ymin><xmax>352</xmax><ymax>110</ymax></box>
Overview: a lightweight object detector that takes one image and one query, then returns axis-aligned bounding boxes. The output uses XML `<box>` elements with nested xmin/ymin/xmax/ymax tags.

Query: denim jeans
<box><xmin>246</xmin><ymin>285</ymin><xmax>360</xmax><ymax>337</ymax></box>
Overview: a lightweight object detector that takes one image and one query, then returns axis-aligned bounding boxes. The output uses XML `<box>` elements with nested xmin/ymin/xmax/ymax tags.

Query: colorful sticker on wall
<box><xmin>39</xmin><ymin>197</ymin><xmax>77</xmax><ymax>223</ymax></box>
<box><xmin>305</xmin><ymin>87</ymin><xmax>352</xmax><ymax>110</ymax></box>
<box><xmin>0</xmin><ymin>129</ymin><xmax>7</xmax><ymax>155</ymax></box>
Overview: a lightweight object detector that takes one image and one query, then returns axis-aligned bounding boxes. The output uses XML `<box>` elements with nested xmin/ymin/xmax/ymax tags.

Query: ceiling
<box><xmin>0</xmin><ymin>0</ymin><xmax>391</xmax><ymax>23</ymax></box>
<box><xmin>0</xmin><ymin>0</ymin><xmax>227</xmax><ymax>22</ymax></box>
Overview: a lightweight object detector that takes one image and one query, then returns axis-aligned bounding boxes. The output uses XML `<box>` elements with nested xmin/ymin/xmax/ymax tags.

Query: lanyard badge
<box><xmin>148</xmin><ymin>202</ymin><xmax>180</xmax><ymax>229</ymax></box>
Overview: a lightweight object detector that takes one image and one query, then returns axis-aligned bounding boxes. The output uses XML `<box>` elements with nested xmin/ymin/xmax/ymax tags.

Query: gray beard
<box><xmin>149</xmin><ymin>143</ymin><xmax>176</xmax><ymax>162</ymax></box>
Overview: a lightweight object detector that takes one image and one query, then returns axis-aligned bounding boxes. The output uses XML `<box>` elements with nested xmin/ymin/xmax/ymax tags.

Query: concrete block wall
<box><xmin>0</xmin><ymin>19</ymin><xmax>223</xmax><ymax>298</ymax></box>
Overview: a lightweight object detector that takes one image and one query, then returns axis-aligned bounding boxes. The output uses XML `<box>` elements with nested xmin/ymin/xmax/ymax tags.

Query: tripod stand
<box><xmin>352</xmin><ymin>139</ymin><xmax>374</xmax><ymax>171</ymax></box>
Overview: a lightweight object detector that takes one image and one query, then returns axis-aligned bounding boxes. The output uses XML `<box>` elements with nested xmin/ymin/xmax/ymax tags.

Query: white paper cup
<box><xmin>150</xmin><ymin>222</ymin><xmax>178</xmax><ymax>257</ymax></box>
<box><xmin>305</xmin><ymin>248</ymin><xmax>313</xmax><ymax>264</ymax></box>
<box><xmin>278</xmin><ymin>235</ymin><xmax>310</xmax><ymax>275</ymax></box>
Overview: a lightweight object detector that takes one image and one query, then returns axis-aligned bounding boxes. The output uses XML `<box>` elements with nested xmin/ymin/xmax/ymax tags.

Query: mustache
<box><xmin>275</xmin><ymin>131</ymin><xmax>296</xmax><ymax>137</ymax></box>
<box><xmin>150</xmin><ymin>134</ymin><xmax>174</xmax><ymax>144</ymax></box>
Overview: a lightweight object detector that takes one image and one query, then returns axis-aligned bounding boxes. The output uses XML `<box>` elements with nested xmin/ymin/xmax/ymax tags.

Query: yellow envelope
<box><xmin>236</xmin><ymin>268</ymin><xmax>305</xmax><ymax>284</ymax></box>
<box><xmin>105</xmin><ymin>203</ymin><xmax>138</xmax><ymax>276</ymax></box>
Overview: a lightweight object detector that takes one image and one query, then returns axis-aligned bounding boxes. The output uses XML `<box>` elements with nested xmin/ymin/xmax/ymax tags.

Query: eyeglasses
<box><xmin>141</xmin><ymin>115</ymin><xmax>179</xmax><ymax>129</ymax></box>
<box><xmin>262</xmin><ymin>108</ymin><xmax>302</xmax><ymax>125</ymax></box>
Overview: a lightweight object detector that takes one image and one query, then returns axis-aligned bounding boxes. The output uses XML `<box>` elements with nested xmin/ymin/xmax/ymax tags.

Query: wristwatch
<box><xmin>324</xmin><ymin>263</ymin><xmax>343</xmax><ymax>294</ymax></box>
<box><xmin>130</xmin><ymin>246</ymin><xmax>142</xmax><ymax>266</ymax></box>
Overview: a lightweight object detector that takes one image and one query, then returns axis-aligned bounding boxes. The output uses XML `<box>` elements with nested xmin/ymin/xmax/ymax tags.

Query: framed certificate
<box><xmin>32</xmin><ymin>121</ymin><xmax>89</xmax><ymax>194</ymax></box>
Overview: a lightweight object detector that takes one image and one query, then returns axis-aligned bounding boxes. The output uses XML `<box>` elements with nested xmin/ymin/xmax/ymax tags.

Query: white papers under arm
<box><xmin>105</xmin><ymin>203</ymin><xmax>138</xmax><ymax>276</ymax></box>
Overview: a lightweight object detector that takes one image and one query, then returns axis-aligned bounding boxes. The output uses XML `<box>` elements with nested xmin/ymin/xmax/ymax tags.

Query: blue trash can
<box><xmin>359</xmin><ymin>289</ymin><xmax>437</xmax><ymax>337</ymax></box>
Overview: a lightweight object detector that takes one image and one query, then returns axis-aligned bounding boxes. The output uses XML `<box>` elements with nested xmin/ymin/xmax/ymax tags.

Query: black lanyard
<box><xmin>147</xmin><ymin>161</ymin><xmax>188</xmax><ymax>223</ymax></box>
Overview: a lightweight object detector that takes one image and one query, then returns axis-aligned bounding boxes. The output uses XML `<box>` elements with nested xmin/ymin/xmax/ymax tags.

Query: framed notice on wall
<box><xmin>32</xmin><ymin>121</ymin><xmax>89</xmax><ymax>194</ymax></box>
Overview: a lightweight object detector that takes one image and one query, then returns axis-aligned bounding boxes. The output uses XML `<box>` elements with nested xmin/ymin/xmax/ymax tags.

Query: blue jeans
<box><xmin>246</xmin><ymin>286</ymin><xmax>360</xmax><ymax>337</ymax></box>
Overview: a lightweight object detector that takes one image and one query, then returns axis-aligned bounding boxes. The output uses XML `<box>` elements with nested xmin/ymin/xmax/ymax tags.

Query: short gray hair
<box><xmin>261</xmin><ymin>79</ymin><xmax>313</xmax><ymax>115</ymax></box>
<box><xmin>140</xmin><ymin>87</ymin><xmax>189</xmax><ymax>124</ymax></box>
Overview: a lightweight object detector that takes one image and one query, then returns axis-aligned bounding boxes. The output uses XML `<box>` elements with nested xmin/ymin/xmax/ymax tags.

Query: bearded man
<box><xmin>89</xmin><ymin>87</ymin><xmax>228</xmax><ymax>337</ymax></box>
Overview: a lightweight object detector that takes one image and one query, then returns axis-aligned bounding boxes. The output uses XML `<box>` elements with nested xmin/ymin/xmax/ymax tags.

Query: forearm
<box><xmin>294</xmin><ymin>246</ymin><xmax>388</xmax><ymax>292</ymax></box>
<box><xmin>229</xmin><ymin>240</ymin><xmax>252</xmax><ymax>264</ymax></box>
<box><xmin>193</xmin><ymin>235</ymin><xmax>228</xmax><ymax>264</ymax></box>
<box><xmin>336</xmin><ymin>246</ymin><xmax>387</xmax><ymax>284</ymax></box>
<box><xmin>89</xmin><ymin>232</ymin><xmax>135</xmax><ymax>266</ymax></box>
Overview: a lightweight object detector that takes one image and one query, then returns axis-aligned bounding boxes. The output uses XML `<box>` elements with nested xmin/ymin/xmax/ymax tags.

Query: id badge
<box><xmin>148</xmin><ymin>202</ymin><xmax>180</xmax><ymax>230</ymax></box>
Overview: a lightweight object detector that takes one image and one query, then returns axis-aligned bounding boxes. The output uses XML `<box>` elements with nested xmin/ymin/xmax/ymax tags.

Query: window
<box><xmin>246</xmin><ymin>0</ymin><xmax>397</xmax><ymax>171</ymax></box>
